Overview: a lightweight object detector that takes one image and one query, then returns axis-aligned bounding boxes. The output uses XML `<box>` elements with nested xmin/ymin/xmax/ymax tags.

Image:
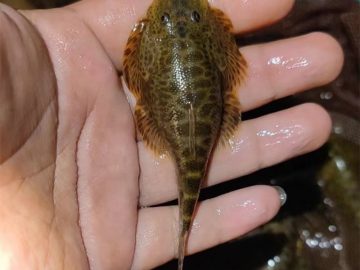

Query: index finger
<box><xmin>70</xmin><ymin>0</ymin><xmax>295</xmax><ymax>68</ymax></box>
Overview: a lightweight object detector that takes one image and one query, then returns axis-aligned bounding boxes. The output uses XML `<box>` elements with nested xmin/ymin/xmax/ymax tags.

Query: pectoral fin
<box><xmin>134</xmin><ymin>102</ymin><xmax>167</xmax><ymax>155</ymax></box>
<box><xmin>123</xmin><ymin>20</ymin><xmax>167</xmax><ymax>154</ymax></box>
<box><xmin>123</xmin><ymin>19</ymin><xmax>149</xmax><ymax>99</ymax></box>
<box><xmin>209</xmin><ymin>8</ymin><xmax>247</xmax><ymax>143</ymax></box>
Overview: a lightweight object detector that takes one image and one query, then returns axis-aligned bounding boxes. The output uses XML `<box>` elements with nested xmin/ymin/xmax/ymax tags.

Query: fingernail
<box><xmin>274</xmin><ymin>186</ymin><xmax>287</xmax><ymax>206</ymax></box>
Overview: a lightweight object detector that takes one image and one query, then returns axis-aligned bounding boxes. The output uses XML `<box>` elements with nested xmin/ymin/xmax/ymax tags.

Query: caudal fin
<box><xmin>178</xmin><ymin>229</ymin><xmax>189</xmax><ymax>270</ymax></box>
<box><xmin>177</xmin><ymin>180</ymin><xmax>201</xmax><ymax>270</ymax></box>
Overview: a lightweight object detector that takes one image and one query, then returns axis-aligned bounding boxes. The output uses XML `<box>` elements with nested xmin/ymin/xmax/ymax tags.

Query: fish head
<box><xmin>147</xmin><ymin>0</ymin><xmax>210</xmax><ymax>39</ymax></box>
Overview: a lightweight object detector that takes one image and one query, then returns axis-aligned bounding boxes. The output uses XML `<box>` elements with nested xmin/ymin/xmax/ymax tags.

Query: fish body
<box><xmin>123</xmin><ymin>1</ymin><xmax>246</xmax><ymax>269</ymax></box>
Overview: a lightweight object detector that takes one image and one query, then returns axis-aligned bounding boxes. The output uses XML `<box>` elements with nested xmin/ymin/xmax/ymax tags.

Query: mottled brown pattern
<box><xmin>123</xmin><ymin>1</ymin><xmax>246</xmax><ymax>269</ymax></box>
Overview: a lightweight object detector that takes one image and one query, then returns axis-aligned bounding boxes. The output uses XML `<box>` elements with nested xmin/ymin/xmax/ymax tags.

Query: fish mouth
<box><xmin>176</xmin><ymin>20</ymin><xmax>187</xmax><ymax>38</ymax></box>
<box><xmin>177</xmin><ymin>25</ymin><xmax>187</xmax><ymax>38</ymax></box>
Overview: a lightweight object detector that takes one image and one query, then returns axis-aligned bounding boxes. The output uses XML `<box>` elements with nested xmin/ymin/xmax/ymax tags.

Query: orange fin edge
<box><xmin>135</xmin><ymin>103</ymin><xmax>167</xmax><ymax>155</ymax></box>
<box><xmin>210</xmin><ymin>7</ymin><xmax>247</xmax><ymax>144</ymax></box>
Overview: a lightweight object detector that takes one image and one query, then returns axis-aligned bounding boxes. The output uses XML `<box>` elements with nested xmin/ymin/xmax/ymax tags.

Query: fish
<box><xmin>123</xmin><ymin>0</ymin><xmax>246</xmax><ymax>269</ymax></box>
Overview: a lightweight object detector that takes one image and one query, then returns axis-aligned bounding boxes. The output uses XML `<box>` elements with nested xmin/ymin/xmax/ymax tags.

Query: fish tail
<box><xmin>177</xmin><ymin>167</ymin><xmax>204</xmax><ymax>270</ymax></box>
<box><xmin>178</xmin><ymin>228</ymin><xmax>188</xmax><ymax>270</ymax></box>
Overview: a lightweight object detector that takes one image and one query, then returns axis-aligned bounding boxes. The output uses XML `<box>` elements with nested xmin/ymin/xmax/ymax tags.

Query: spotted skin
<box><xmin>123</xmin><ymin>1</ymin><xmax>246</xmax><ymax>269</ymax></box>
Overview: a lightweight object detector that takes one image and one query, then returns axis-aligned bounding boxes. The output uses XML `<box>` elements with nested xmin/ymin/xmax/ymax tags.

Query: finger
<box><xmin>0</xmin><ymin>4</ymin><xmax>57</xmax><ymax>166</ymax></box>
<box><xmin>123</xmin><ymin>32</ymin><xmax>343</xmax><ymax>118</ymax></box>
<box><xmin>212</xmin><ymin>0</ymin><xmax>294</xmax><ymax>33</ymax></box>
<box><xmin>70</xmin><ymin>0</ymin><xmax>294</xmax><ymax>68</ymax></box>
<box><xmin>138</xmin><ymin>103</ymin><xmax>331</xmax><ymax>206</ymax></box>
<box><xmin>132</xmin><ymin>185</ymin><xmax>281</xmax><ymax>270</ymax></box>
<box><xmin>239</xmin><ymin>32</ymin><xmax>344</xmax><ymax>111</ymax></box>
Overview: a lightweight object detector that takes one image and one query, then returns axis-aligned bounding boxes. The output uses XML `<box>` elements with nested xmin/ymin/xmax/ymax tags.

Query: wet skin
<box><xmin>0</xmin><ymin>0</ymin><xmax>343</xmax><ymax>270</ymax></box>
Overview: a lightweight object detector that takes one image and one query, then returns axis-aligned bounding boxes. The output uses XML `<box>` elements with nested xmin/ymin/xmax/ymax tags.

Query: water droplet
<box><xmin>334</xmin><ymin>157</ymin><xmax>346</xmax><ymax>171</ymax></box>
<box><xmin>308</xmin><ymin>239</ymin><xmax>319</xmax><ymax>247</ymax></box>
<box><xmin>268</xmin><ymin>56</ymin><xmax>282</xmax><ymax>65</ymax></box>
<box><xmin>267</xmin><ymin>56</ymin><xmax>310</xmax><ymax>70</ymax></box>
<box><xmin>192</xmin><ymin>221</ymin><xmax>201</xmax><ymax>230</ymax></box>
<box><xmin>319</xmin><ymin>241</ymin><xmax>331</xmax><ymax>249</ymax></box>
<box><xmin>323</xmin><ymin>197</ymin><xmax>335</xmax><ymax>207</ymax></box>
<box><xmin>334</xmin><ymin>243</ymin><xmax>343</xmax><ymax>251</ymax></box>
<box><xmin>302</xmin><ymin>230</ymin><xmax>310</xmax><ymax>238</ymax></box>
<box><xmin>228</xmin><ymin>136</ymin><xmax>246</xmax><ymax>154</ymax></box>
<box><xmin>267</xmin><ymin>259</ymin><xmax>275</xmax><ymax>267</ymax></box>
<box><xmin>333</xmin><ymin>125</ymin><xmax>343</xmax><ymax>135</ymax></box>
<box><xmin>320</xmin><ymin>91</ymin><xmax>333</xmax><ymax>100</ymax></box>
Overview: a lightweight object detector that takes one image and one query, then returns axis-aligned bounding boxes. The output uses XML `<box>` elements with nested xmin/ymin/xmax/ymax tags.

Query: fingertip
<box><xmin>324</xmin><ymin>34</ymin><xmax>344</xmax><ymax>82</ymax></box>
<box><xmin>239</xmin><ymin>32</ymin><xmax>344</xmax><ymax>112</ymax></box>
<box><xmin>215</xmin><ymin>0</ymin><xmax>295</xmax><ymax>33</ymax></box>
<box><xmin>305</xmin><ymin>32</ymin><xmax>344</xmax><ymax>86</ymax></box>
<box><xmin>275</xmin><ymin>103</ymin><xmax>331</xmax><ymax>160</ymax></box>
<box><xmin>206</xmin><ymin>185</ymin><xmax>282</xmax><ymax>243</ymax></box>
<box><xmin>252</xmin><ymin>185</ymin><xmax>283</xmax><ymax>219</ymax></box>
<box><xmin>302</xmin><ymin>103</ymin><xmax>332</xmax><ymax>147</ymax></box>
<box><xmin>271</xmin><ymin>0</ymin><xmax>295</xmax><ymax>26</ymax></box>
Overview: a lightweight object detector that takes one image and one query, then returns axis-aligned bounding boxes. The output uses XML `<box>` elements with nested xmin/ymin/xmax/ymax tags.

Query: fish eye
<box><xmin>161</xmin><ymin>12</ymin><xmax>170</xmax><ymax>24</ymax></box>
<box><xmin>191</xmin><ymin>11</ymin><xmax>201</xmax><ymax>22</ymax></box>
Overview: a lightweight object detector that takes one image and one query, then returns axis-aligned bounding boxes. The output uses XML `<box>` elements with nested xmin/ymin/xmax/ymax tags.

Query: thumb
<box><xmin>0</xmin><ymin>3</ymin><xmax>57</xmax><ymax>177</ymax></box>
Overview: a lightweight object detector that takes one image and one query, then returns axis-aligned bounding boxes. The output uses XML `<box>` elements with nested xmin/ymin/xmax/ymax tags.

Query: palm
<box><xmin>0</xmin><ymin>1</ymin><xmax>343</xmax><ymax>270</ymax></box>
<box><xmin>0</xmin><ymin>3</ymin><xmax>137</xmax><ymax>269</ymax></box>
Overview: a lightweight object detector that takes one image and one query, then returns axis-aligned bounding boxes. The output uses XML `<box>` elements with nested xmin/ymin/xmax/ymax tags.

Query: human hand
<box><xmin>0</xmin><ymin>0</ymin><xmax>343</xmax><ymax>269</ymax></box>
